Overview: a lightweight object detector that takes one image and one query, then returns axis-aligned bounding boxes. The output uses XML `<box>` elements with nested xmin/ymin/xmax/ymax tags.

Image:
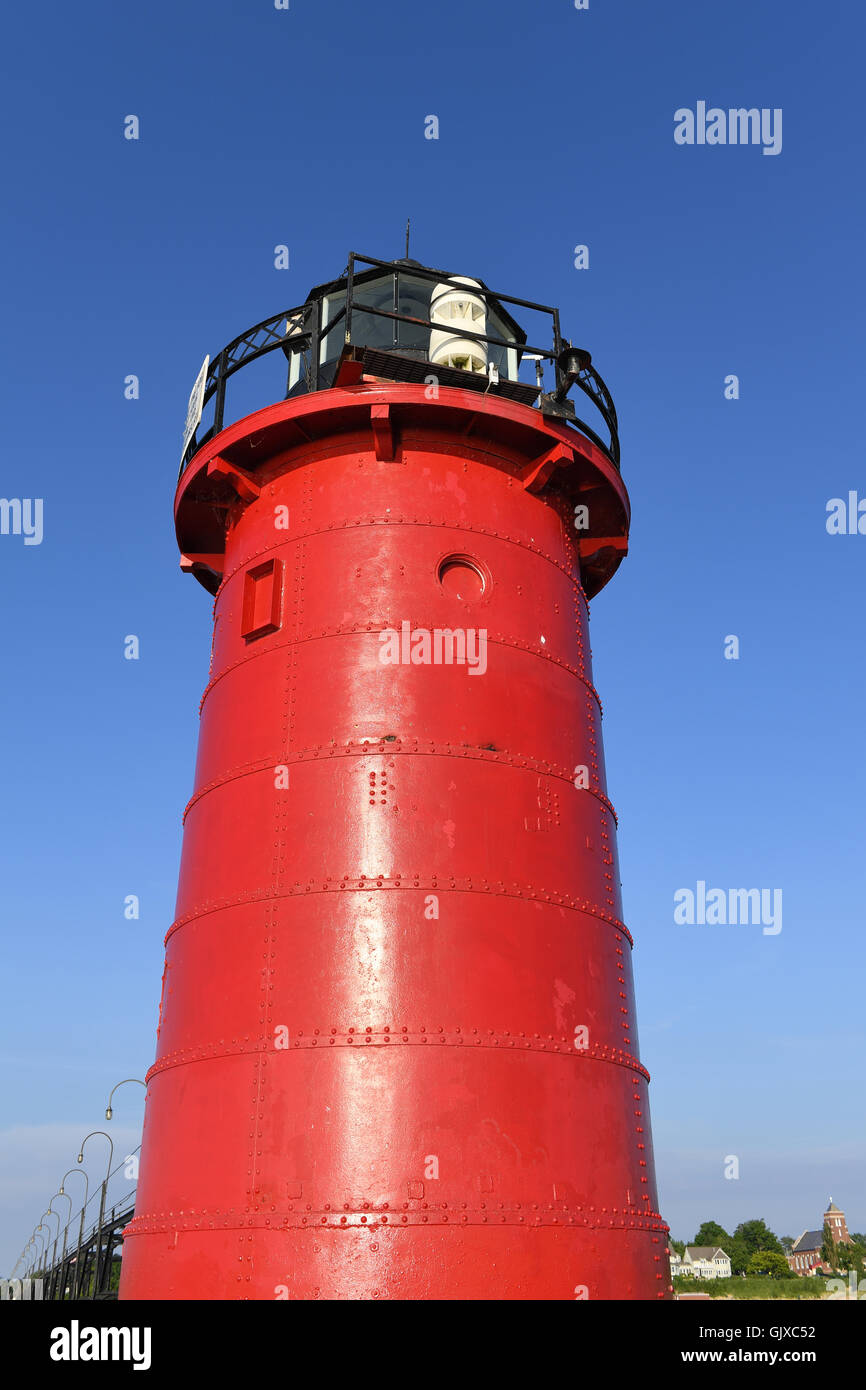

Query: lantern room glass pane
<box><xmin>318</xmin><ymin>270</ymin><xmax>522</xmax><ymax>380</ymax></box>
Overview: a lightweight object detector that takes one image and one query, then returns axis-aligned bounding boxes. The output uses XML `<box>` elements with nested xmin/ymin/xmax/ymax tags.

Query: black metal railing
<box><xmin>178</xmin><ymin>251</ymin><xmax>620</xmax><ymax>476</ymax></box>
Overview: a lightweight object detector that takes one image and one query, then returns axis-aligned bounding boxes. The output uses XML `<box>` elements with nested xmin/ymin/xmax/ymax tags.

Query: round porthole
<box><xmin>437</xmin><ymin>555</ymin><xmax>488</xmax><ymax>601</ymax></box>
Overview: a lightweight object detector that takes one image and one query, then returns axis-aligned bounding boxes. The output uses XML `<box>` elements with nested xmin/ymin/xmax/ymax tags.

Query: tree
<box><xmin>734</xmin><ymin>1219</ymin><xmax>783</xmax><ymax>1257</ymax></box>
<box><xmin>727</xmin><ymin>1239</ymin><xmax>750</xmax><ymax>1275</ymax></box>
<box><xmin>693</xmin><ymin>1221</ymin><xmax>730</xmax><ymax>1248</ymax></box>
<box><xmin>746</xmin><ymin>1251</ymin><xmax>790</xmax><ymax>1279</ymax></box>
<box><xmin>821</xmin><ymin>1223</ymin><xmax>838</xmax><ymax>1270</ymax></box>
<box><xmin>835</xmin><ymin>1241</ymin><xmax>865</xmax><ymax>1277</ymax></box>
<box><xmin>669</xmin><ymin>1238</ymin><xmax>685</xmax><ymax>1256</ymax></box>
<box><xmin>689</xmin><ymin>1219</ymin><xmax>784</xmax><ymax>1274</ymax></box>
<box><xmin>724</xmin><ymin>1220</ymin><xmax>782</xmax><ymax>1275</ymax></box>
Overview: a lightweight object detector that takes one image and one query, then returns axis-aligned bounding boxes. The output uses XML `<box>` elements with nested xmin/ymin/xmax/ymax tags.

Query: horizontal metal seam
<box><xmin>165</xmin><ymin>883</ymin><xmax>633</xmax><ymax>948</ymax></box>
<box><xmin>124</xmin><ymin>1208</ymin><xmax>667</xmax><ymax>1236</ymax></box>
<box><xmin>199</xmin><ymin>628</ymin><xmax>601</xmax><ymax>715</ymax></box>
<box><xmin>182</xmin><ymin>745</ymin><xmax>618</xmax><ymax>825</ymax></box>
<box><xmin>145</xmin><ymin>1034</ymin><xmax>649</xmax><ymax>1084</ymax></box>
<box><xmin>213</xmin><ymin>517</ymin><xmax>588</xmax><ymax>603</ymax></box>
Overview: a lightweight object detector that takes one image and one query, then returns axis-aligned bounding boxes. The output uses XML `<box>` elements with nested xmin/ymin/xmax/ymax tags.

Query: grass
<box><xmin>674</xmin><ymin>1275</ymin><xmax>828</xmax><ymax>1300</ymax></box>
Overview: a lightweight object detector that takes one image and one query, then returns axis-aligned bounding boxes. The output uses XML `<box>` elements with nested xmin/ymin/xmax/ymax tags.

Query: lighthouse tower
<box><xmin>119</xmin><ymin>253</ymin><xmax>669</xmax><ymax>1300</ymax></box>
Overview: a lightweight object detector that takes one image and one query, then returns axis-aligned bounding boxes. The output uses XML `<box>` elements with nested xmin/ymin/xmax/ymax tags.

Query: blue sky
<box><xmin>1</xmin><ymin>0</ymin><xmax>864</xmax><ymax>1274</ymax></box>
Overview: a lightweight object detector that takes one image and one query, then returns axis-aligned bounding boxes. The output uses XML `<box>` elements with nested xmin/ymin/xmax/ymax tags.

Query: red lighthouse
<box><xmin>119</xmin><ymin>253</ymin><xmax>669</xmax><ymax>1300</ymax></box>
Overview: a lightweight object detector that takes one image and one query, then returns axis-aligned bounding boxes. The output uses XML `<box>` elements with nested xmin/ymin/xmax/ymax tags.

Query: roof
<box><xmin>825</xmin><ymin>1201</ymin><xmax>842</xmax><ymax>1213</ymax></box>
<box><xmin>792</xmin><ymin>1230</ymin><xmax>824</xmax><ymax>1252</ymax></box>
<box><xmin>685</xmin><ymin>1246</ymin><xmax>729</xmax><ymax>1261</ymax></box>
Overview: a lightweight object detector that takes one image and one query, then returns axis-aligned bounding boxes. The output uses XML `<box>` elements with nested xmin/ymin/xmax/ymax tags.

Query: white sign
<box><xmin>181</xmin><ymin>355</ymin><xmax>210</xmax><ymax>465</ymax></box>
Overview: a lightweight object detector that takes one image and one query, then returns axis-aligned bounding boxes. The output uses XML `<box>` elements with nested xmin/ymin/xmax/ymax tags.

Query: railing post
<box><xmin>49</xmin><ymin>1233</ymin><xmax>59</xmax><ymax>1299</ymax></box>
<box><xmin>552</xmin><ymin>307</ymin><xmax>563</xmax><ymax>397</ymax></box>
<box><xmin>345</xmin><ymin>254</ymin><xmax>355</xmax><ymax>347</ymax></box>
<box><xmin>94</xmin><ymin>1179</ymin><xmax>108</xmax><ymax>1296</ymax></box>
<box><xmin>73</xmin><ymin>1201</ymin><xmax>86</xmax><ymax>1298</ymax></box>
<box><xmin>56</xmin><ymin>1223</ymin><xmax>68</xmax><ymax>1301</ymax></box>
<box><xmin>103</xmin><ymin>1206</ymin><xmax>117</xmax><ymax>1297</ymax></box>
<box><xmin>391</xmin><ymin>267</ymin><xmax>399</xmax><ymax>349</ymax></box>
<box><xmin>213</xmin><ymin>349</ymin><xmax>228</xmax><ymax>436</ymax></box>
<box><xmin>312</xmin><ymin>296</ymin><xmax>323</xmax><ymax>392</ymax></box>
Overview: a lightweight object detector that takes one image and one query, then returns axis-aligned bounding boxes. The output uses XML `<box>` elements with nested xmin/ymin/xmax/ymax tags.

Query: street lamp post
<box><xmin>77</xmin><ymin>1131</ymin><xmax>113</xmax><ymax>1298</ymax></box>
<box><xmin>49</xmin><ymin>1190</ymin><xmax>73</xmax><ymax>1301</ymax></box>
<box><xmin>60</xmin><ymin>1166</ymin><xmax>88</xmax><ymax>1300</ymax></box>
<box><xmin>43</xmin><ymin>1205</ymin><xmax>62</xmax><ymax>1295</ymax></box>
<box><xmin>33</xmin><ymin>1224</ymin><xmax>50</xmax><ymax>1279</ymax></box>
<box><xmin>39</xmin><ymin>1211</ymin><xmax>59</xmax><ymax>1273</ymax></box>
<box><xmin>104</xmin><ymin>1075</ymin><xmax>146</xmax><ymax>1295</ymax></box>
<box><xmin>105</xmin><ymin>1078</ymin><xmax>146</xmax><ymax>1121</ymax></box>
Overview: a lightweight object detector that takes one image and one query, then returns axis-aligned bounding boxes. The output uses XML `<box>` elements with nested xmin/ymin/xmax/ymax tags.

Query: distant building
<box><xmin>681</xmin><ymin>1246</ymin><xmax>732</xmax><ymax>1279</ymax></box>
<box><xmin>824</xmin><ymin>1200</ymin><xmax>850</xmax><ymax>1246</ymax></box>
<box><xmin>787</xmin><ymin>1199</ymin><xmax>852</xmax><ymax>1276</ymax></box>
<box><xmin>788</xmin><ymin>1230</ymin><xmax>825</xmax><ymax>1275</ymax></box>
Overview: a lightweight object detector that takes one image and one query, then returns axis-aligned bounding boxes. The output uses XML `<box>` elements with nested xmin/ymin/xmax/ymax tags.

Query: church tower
<box><xmin>824</xmin><ymin>1200</ymin><xmax>850</xmax><ymax>1245</ymax></box>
